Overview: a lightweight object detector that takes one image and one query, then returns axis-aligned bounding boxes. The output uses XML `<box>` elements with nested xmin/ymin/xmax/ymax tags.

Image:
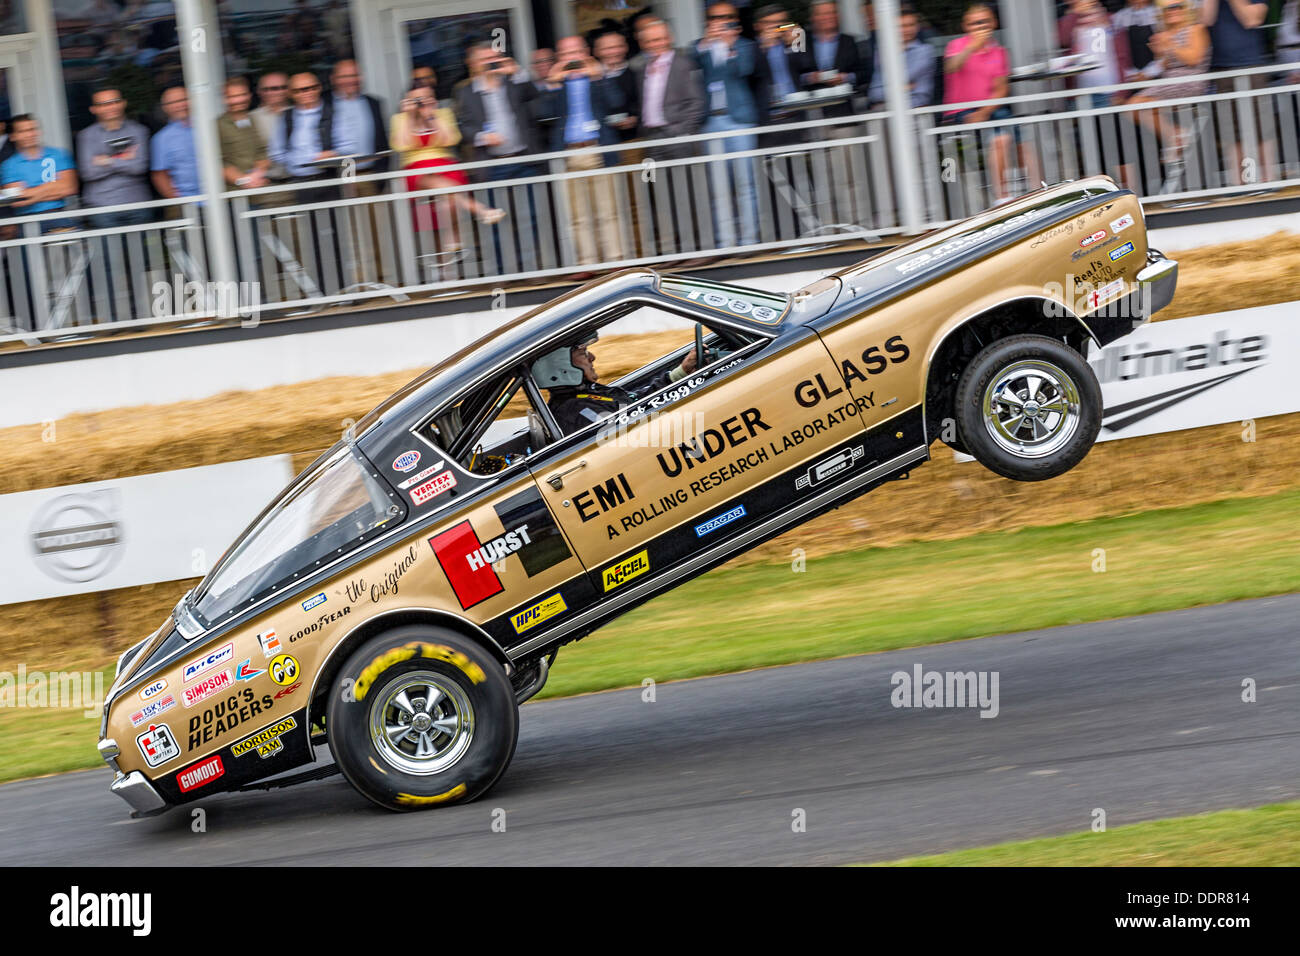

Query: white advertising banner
<box><xmin>0</xmin><ymin>456</ymin><xmax>294</xmax><ymax>606</ymax></box>
<box><xmin>1087</xmin><ymin>301</ymin><xmax>1298</xmax><ymax>441</ymax></box>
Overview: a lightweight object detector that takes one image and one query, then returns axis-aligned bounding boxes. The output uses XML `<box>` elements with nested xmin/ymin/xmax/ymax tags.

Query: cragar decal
<box><xmin>353</xmin><ymin>642</ymin><xmax>487</xmax><ymax>701</ymax></box>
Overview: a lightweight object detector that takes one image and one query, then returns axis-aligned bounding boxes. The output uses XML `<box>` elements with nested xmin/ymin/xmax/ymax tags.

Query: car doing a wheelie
<box><xmin>99</xmin><ymin>176</ymin><xmax>1177</xmax><ymax>814</ymax></box>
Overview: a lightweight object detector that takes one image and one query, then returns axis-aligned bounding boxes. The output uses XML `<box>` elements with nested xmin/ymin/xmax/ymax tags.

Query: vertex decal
<box><xmin>603</xmin><ymin>550</ymin><xmax>650</xmax><ymax>592</ymax></box>
<box><xmin>232</xmin><ymin>716</ymin><xmax>298</xmax><ymax>759</ymax></box>
<box><xmin>511</xmin><ymin>593</ymin><xmax>567</xmax><ymax>634</ymax></box>
<box><xmin>182</xmin><ymin>642</ymin><xmax>233</xmax><ymax>683</ymax></box>
<box><xmin>695</xmin><ymin>504</ymin><xmax>746</xmax><ymax>537</ymax></box>
<box><xmin>430</xmin><ymin>521</ymin><xmax>505</xmax><ymax>609</ymax></box>
<box><xmin>796</xmin><ymin>445</ymin><xmax>865</xmax><ymax>490</ymax></box>
<box><xmin>410</xmin><ymin>470</ymin><xmax>457</xmax><ymax>506</ymax></box>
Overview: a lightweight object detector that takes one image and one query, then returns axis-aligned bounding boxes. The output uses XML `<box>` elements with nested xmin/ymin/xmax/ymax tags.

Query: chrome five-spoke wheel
<box><xmin>369</xmin><ymin>670</ymin><xmax>475</xmax><ymax>776</ymax></box>
<box><xmin>982</xmin><ymin>359</ymin><xmax>1081</xmax><ymax>459</ymax></box>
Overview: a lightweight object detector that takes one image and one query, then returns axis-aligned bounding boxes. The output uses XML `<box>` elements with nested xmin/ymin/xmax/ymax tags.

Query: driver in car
<box><xmin>534</xmin><ymin>330</ymin><xmax>701</xmax><ymax>435</ymax></box>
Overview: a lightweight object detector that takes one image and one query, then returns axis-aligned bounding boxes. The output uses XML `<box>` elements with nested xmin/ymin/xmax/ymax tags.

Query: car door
<box><xmin>529</xmin><ymin>322</ymin><xmax>881</xmax><ymax>631</ymax></box>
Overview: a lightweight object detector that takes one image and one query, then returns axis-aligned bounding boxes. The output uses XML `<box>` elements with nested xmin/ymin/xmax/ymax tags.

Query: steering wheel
<box><xmin>694</xmin><ymin>323</ymin><xmax>706</xmax><ymax>375</ymax></box>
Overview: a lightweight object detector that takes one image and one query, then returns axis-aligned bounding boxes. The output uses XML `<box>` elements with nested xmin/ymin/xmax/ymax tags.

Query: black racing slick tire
<box><xmin>326</xmin><ymin>626</ymin><xmax>518</xmax><ymax>811</ymax></box>
<box><xmin>954</xmin><ymin>334</ymin><xmax>1103</xmax><ymax>482</ymax></box>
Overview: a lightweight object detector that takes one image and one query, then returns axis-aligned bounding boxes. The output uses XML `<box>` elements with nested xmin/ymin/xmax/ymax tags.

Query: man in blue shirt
<box><xmin>696</xmin><ymin>1</ymin><xmax>760</xmax><ymax>247</ymax></box>
<box><xmin>150</xmin><ymin>86</ymin><xmax>200</xmax><ymax>207</ymax></box>
<box><xmin>547</xmin><ymin>35</ymin><xmax>625</xmax><ymax>269</ymax></box>
<box><xmin>1</xmin><ymin>114</ymin><xmax>79</xmax><ymax>233</ymax></box>
<box><xmin>866</xmin><ymin>6</ymin><xmax>935</xmax><ymax>108</ymax></box>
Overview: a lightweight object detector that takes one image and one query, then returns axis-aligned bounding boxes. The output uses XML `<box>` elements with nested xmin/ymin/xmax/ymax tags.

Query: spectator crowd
<box><xmin>1</xmin><ymin>0</ymin><xmax>1297</xmax><ymax>256</ymax></box>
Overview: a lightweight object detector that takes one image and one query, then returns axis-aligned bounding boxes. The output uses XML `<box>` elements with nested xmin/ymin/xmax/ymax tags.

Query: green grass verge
<box><xmin>868</xmin><ymin>800</ymin><xmax>1300</xmax><ymax>866</ymax></box>
<box><xmin>2</xmin><ymin>488</ymin><xmax>1299</xmax><ymax>786</ymax></box>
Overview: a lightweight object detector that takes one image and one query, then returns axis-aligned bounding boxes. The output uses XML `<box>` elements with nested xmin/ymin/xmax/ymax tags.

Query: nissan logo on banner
<box><xmin>29</xmin><ymin>491</ymin><xmax>126</xmax><ymax>583</ymax></box>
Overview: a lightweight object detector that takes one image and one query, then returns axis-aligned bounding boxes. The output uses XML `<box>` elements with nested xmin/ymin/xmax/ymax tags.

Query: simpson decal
<box><xmin>429</xmin><ymin>521</ymin><xmax>505</xmax><ymax>609</ymax></box>
<box><xmin>603</xmin><ymin>550</ymin><xmax>650</xmax><ymax>592</ymax></box>
<box><xmin>184</xmin><ymin>669</ymin><xmax>234</xmax><ymax>707</ymax></box>
<box><xmin>511</xmin><ymin>593</ymin><xmax>567</xmax><ymax>634</ymax></box>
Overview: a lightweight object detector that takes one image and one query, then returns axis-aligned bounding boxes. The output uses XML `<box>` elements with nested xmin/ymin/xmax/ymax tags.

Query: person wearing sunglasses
<box><xmin>268</xmin><ymin>72</ymin><xmax>339</xmax><ymax>191</ymax></box>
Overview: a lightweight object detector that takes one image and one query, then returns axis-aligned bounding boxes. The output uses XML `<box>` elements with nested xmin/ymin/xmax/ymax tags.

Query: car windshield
<box><xmin>190</xmin><ymin>443</ymin><xmax>401</xmax><ymax>626</ymax></box>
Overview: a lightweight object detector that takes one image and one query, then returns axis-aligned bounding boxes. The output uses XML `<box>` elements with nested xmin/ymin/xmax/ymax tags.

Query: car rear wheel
<box><xmin>326</xmin><ymin>626</ymin><xmax>518</xmax><ymax>811</ymax></box>
<box><xmin>954</xmin><ymin>334</ymin><xmax>1102</xmax><ymax>481</ymax></box>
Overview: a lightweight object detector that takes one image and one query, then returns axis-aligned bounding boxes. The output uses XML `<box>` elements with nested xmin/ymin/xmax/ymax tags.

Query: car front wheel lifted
<box><xmin>326</xmin><ymin>626</ymin><xmax>518</xmax><ymax>811</ymax></box>
<box><xmin>955</xmin><ymin>334</ymin><xmax>1102</xmax><ymax>481</ymax></box>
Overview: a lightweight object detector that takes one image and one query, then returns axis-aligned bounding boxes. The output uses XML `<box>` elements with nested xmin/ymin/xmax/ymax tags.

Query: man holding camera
<box><xmin>77</xmin><ymin>86</ymin><xmax>151</xmax><ymax>227</ymax></box>
<box><xmin>696</xmin><ymin>1</ymin><xmax>760</xmax><ymax>248</ymax></box>
<box><xmin>545</xmin><ymin>34</ymin><xmax>625</xmax><ymax>269</ymax></box>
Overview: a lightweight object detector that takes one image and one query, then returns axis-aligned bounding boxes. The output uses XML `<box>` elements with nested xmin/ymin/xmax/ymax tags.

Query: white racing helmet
<box><xmin>532</xmin><ymin>330</ymin><xmax>598</xmax><ymax>388</ymax></box>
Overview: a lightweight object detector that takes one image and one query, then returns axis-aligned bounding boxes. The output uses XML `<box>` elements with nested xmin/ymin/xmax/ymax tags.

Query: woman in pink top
<box><xmin>943</xmin><ymin>4</ymin><xmax>1020</xmax><ymax>201</ymax></box>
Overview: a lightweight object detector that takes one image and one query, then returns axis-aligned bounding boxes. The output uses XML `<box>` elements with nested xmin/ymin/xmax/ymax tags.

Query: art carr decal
<box><xmin>409</xmin><ymin>470</ymin><xmax>457</xmax><ymax>506</ymax></box>
<box><xmin>391</xmin><ymin>450</ymin><xmax>421</xmax><ymax>473</ymax></box>
<box><xmin>603</xmin><ymin>550</ymin><xmax>650</xmax><ymax>592</ymax></box>
<box><xmin>511</xmin><ymin>593</ymin><xmax>567</xmax><ymax>635</ymax></box>
<box><xmin>128</xmin><ymin>694</ymin><xmax>176</xmax><ymax>727</ymax></box>
<box><xmin>139</xmin><ymin>678</ymin><xmax>168</xmax><ymax>701</ymax></box>
<box><xmin>231</xmin><ymin>716</ymin><xmax>298</xmax><ymax>759</ymax></box>
<box><xmin>182</xmin><ymin>642</ymin><xmax>233</xmax><ymax>683</ymax></box>
<box><xmin>695</xmin><ymin>504</ymin><xmax>746</xmax><ymax>538</ymax></box>
<box><xmin>176</xmin><ymin>754</ymin><xmax>224</xmax><ymax>793</ymax></box>
<box><xmin>796</xmin><ymin>445</ymin><xmax>866</xmax><ymax>490</ymax></box>
<box><xmin>184</xmin><ymin>669</ymin><xmax>234</xmax><ymax>707</ymax></box>
<box><xmin>269</xmin><ymin>654</ymin><xmax>299</xmax><ymax>686</ymax></box>
<box><xmin>352</xmin><ymin>643</ymin><xmax>487</xmax><ymax>701</ymax></box>
<box><xmin>187</xmin><ymin>687</ymin><xmax>274</xmax><ymax>750</ymax></box>
<box><xmin>136</xmin><ymin>722</ymin><xmax>180</xmax><ymax>768</ymax></box>
<box><xmin>1109</xmin><ymin>241</ymin><xmax>1134</xmax><ymax>262</ymax></box>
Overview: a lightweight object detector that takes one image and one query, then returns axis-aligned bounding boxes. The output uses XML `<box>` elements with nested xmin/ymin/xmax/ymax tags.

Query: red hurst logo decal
<box><xmin>429</xmin><ymin>522</ymin><xmax>505</xmax><ymax>609</ymax></box>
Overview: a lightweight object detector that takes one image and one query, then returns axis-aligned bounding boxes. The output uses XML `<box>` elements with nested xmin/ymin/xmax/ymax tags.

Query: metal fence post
<box><xmin>875</xmin><ymin>0</ymin><xmax>924</xmax><ymax>233</ymax></box>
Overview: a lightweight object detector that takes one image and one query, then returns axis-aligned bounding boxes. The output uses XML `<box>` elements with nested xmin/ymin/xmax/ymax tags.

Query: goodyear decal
<box><xmin>232</xmin><ymin>716</ymin><xmax>298</xmax><ymax>758</ymax></box>
<box><xmin>511</xmin><ymin>593</ymin><xmax>567</xmax><ymax>634</ymax></box>
<box><xmin>395</xmin><ymin>784</ymin><xmax>467</xmax><ymax>806</ymax></box>
<box><xmin>603</xmin><ymin>550</ymin><xmax>650</xmax><ymax>592</ymax></box>
<box><xmin>353</xmin><ymin>642</ymin><xmax>487</xmax><ymax>701</ymax></box>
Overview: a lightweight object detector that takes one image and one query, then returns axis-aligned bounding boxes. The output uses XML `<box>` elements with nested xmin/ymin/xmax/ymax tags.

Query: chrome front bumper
<box><xmin>1136</xmin><ymin>252</ymin><xmax>1178</xmax><ymax>317</ymax></box>
<box><xmin>99</xmin><ymin>738</ymin><xmax>169</xmax><ymax>817</ymax></box>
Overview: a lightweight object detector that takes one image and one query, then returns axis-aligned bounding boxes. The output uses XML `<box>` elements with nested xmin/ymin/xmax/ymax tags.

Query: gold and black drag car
<box><xmin>98</xmin><ymin>176</ymin><xmax>1177</xmax><ymax>813</ymax></box>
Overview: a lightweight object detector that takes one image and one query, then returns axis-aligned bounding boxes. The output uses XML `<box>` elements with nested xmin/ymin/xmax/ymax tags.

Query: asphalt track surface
<box><xmin>1</xmin><ymin>594</ymin><xmax>1297</xmax><ymax>866</ymax></box>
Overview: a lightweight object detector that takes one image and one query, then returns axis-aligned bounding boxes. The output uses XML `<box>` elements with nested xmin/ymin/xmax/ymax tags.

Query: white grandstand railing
<box><xmin>0</xmin><ymin>61</ymin><xmax>1297</xmax><ymax>346</ymax></box>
